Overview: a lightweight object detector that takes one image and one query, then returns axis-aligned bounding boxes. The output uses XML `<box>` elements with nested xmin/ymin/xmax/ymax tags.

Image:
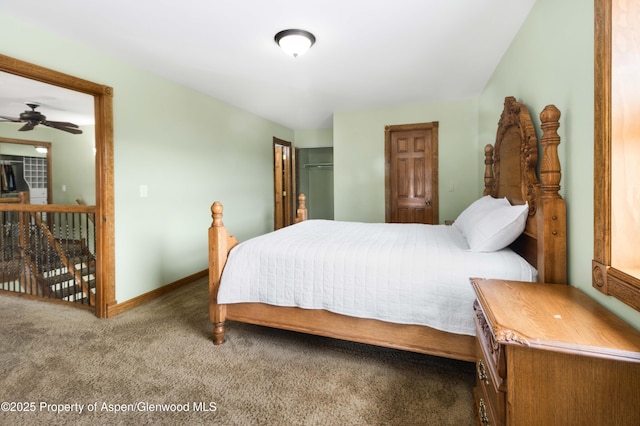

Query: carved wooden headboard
<box><xmin>483</xmin><ymin>96</ymin><xmax>567</xmax><ymax>284</ymax></box>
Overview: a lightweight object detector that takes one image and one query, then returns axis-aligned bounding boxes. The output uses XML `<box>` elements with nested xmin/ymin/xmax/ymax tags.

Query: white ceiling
<box><xmin>0</xmin><ymin>72</ymin><xmax>95</xmax><ymax>126</ymax></box>
<box><xmin>0</xmin><ymin>0</ymin><xmax>536</xmax><ymax>130</ymax></box>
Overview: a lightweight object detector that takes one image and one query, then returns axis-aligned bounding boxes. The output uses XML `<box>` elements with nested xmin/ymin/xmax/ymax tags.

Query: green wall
<box><xmin>333</xmin><ymin>98</ymin><xmax>479</xmax><ymax>224</ymax></box>
<box><xmin>0</xmin><ymin>125</ymin><xmax>96</xmax><ymax>204</ymax></box>
<box><xmin>294</xmin><ymin>128</ymin><xmax>333</xmax><ymax>148</ymax></box>
<box><xmin>481</xmin><ymin>0</ymin><xmax>639</xmax><ymax>330</ymax></box>
<box><xmin>50</xmin><ymin>126</ymin><xmax>96</xmax><ymax>205</ymax></box>
<box><xmin>0</xmin><ymin>13</ymin><xmax>293</xmax><ymax>303</ymax></box>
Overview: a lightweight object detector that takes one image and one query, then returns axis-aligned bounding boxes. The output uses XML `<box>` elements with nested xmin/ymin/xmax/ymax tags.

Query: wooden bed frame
<box><xmin>208</xmin><ymin>96</ymin><xmax>567</xmax><ymax>362</ymax></box>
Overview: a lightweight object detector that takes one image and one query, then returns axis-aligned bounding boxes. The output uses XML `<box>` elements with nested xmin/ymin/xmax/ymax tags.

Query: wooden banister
<box><xmin>0</xmin><ymin>191</ymin><xmax>29</xmax><ymax>204</ymax></box>
<box><xmin>76</xmin><ymin>199</ymin><xmax>95</xmax><ymax>224</ymax></box>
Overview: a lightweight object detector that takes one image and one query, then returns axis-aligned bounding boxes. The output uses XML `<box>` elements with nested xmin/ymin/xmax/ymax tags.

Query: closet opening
<box><xmin>296</xmin><ymin>147</ymin><xmax>334</xmax><ymax>220</ymax></box>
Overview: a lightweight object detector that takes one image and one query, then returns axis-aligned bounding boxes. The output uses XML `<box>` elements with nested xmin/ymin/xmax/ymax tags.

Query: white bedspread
<box><xmin>218</xmin><ymin>220</ymin><xmax>537</xmax><ymax>336</ymax></box>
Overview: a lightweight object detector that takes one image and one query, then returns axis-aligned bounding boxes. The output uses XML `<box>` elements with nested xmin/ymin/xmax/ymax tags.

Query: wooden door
<box><xmin>385</xmin><ymin>122</ymin><xmax>438</xmax><ymax>224</ymax></box>
<box><xmin>273</xmin><ymin>137</ymin><xmax>294</xmax><ymax>230</ymax></box>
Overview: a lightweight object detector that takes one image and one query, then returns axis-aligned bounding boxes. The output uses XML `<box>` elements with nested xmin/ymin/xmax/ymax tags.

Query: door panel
<box><xmin>385</xmin><ymin>123</ymin><xmax>438</xmax><ymax>224</ymax></box>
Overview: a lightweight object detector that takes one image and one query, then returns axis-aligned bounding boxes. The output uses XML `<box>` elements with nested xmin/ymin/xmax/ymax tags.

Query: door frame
<box><xmin>273</xmin><ymin>137</ymin><xmax>295</xmax><ymax>230</ymax></box>
<box><xmin>384</xmin><ymin>122</ymin><xmax>439</xmax><ymax>224</ymax></box>
<box><xmin>0</xmin><ymin>54</ymin><xmax>115</xmax><ymax>318</ymax></box>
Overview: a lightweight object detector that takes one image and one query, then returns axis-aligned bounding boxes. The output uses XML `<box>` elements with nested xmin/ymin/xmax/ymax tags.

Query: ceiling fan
<box><xmin>0</xmin><ymin>102</ymin><xmax>83</xmax><ymax>134</ymax></box>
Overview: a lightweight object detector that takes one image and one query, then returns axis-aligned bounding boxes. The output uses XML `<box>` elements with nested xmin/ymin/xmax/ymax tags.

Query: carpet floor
<box><xmin>0</xmin><ymin>277</ymin><xmax>475</xmax><ymax>425</ymax></box>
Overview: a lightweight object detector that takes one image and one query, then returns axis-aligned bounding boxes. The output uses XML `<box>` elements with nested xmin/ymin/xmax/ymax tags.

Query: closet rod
<box><xmin>303</xmin><ymin>162</ymin><xmax>333</xmax><ymax>168</ymax></box>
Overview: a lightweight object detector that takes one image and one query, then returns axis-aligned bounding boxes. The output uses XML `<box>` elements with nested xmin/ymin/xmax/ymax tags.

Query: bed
<box><xmin>208</xmin><ymin>96</ymin><xmax>567</xmax><ymax>361</ymax></box>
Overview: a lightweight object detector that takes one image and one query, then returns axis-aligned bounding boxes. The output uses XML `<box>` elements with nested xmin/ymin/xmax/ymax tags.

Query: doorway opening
<box><xmin>0</xmin><ymin>54</ymin><xmax>115</xmax><ymax>318</ymax></box>
<box><xmin>273</xmin><ymin>137</ymin><xmax>294</xmax><ymax>230</ymax></box>
<box><xmin>296</xmin><ymin>147</ymin><xmax>334</xmax><ymax>220</ymax></box>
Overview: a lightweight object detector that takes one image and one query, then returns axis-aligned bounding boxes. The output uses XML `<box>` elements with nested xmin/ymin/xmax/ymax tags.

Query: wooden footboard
<box><xmin>209</xmin><ymin>194</ymin><xmax>308</xmax><ymax>345</ymax></box>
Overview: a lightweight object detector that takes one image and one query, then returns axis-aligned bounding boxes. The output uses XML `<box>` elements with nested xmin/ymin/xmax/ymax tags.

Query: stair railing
<box><xmin>0</xmin><ymin>199</ymin><xmax>97</xmax><ymax>309</ymax></box>
<box><xmin>32</xmin><ymin>213</ymin><xmax>95</xmax><ymax>306</ymax></box>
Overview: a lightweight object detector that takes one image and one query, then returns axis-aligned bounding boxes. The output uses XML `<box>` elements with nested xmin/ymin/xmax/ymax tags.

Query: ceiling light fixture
<box><xmin>274</xmin><ymin>29</ymin><xmax>316</xmax><ymax>58</ymax></box>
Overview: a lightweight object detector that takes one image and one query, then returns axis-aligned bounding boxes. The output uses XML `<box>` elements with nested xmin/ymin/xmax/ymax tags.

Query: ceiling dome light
<box><xmin>274</xmin><ymin>29</ymin><xmax>316</xmax><ymax>57</ymax></box>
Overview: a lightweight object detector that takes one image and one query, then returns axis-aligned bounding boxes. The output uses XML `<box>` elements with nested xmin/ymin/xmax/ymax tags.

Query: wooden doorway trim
<box><xmin>273</xmin><ymin>137</ymin><xmax>295</xmax><ymax>230</ymax></box>
<box><xmin>0</xmin><ymin>54</ymin><xmax>115</xmax><ymax>318</ymax></box>
<box><xmin>384</xmin><ymin>122</ymin><xmax>439</xmax><ymax>224</ymax></box>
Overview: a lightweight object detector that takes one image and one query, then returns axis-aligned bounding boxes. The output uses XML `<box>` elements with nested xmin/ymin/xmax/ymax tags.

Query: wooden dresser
<box><xmin>470</xmin><ymin>279</ymin><xmax>640</xmax><ymax>426</ymax></box>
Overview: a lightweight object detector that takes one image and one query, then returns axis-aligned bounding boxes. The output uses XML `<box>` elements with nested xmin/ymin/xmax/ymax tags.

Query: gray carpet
<box><xmin>0</xmin><ymin>277</ymin><xmax>475</xmax><ymax>425</ymax></box>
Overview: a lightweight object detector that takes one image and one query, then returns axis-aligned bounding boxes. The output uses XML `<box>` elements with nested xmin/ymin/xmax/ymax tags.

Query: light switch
<box><xmin>139</xmin><ymin>185</ymin><xmax>148</xmax><ymax>198</ymax></box>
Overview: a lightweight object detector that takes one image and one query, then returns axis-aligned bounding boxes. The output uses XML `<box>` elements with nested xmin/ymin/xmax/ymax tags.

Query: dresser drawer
<box><xmin>473</xmin><ymin>301</ymin><xmax>506</xmax><ymax>391</ymax></box>
<box><xmin>474</xmin><ymin>300</ymin><xmax>506</xmax><ymax>425</ymax></box>
<box><xmin>475</xmin><ymin>339</ymin><xmax>504</xmax><ymax>425</ymax></box>
<box><xmin>473</xmin><ymin>386</ymin><xmax>498</xmax><ymax>426</ymax></box>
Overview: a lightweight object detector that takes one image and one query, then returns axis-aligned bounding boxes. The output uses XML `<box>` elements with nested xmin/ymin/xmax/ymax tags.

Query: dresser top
<box><xmin>471</xmin><ymin>279</ymin><xmax>640</xmax><ymax>362</ymax></box>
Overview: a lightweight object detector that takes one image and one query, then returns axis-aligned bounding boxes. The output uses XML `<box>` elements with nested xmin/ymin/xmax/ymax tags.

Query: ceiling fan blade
<box><xmin>56</xmin><ymin>126</ymin><xmax>83</xmax><ymax>135</ymax></box>
<box><xmin>0</xmin><ymin>115</ymin><xmax>21</xmax><ymax>122</ymax></box>
<box><xmin>18</xmin><ymin>122</ymin><xmax>35</xmax><ymax>131</ymax></box>
<box><xmin>45</xmin><ymin>120</ymin><xmax>80</xmax><ymax>128</ymax></box>
<box><xmin>42</xmin><ymin>120</ymin><xmax>83</xmax><ymax>134</ymax></box>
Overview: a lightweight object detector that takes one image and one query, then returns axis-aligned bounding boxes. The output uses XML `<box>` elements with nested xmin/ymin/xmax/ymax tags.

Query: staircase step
<box><xmin>49</xmin><ymin>277</ymin><xmax>96</xmax><ymax>291</ymax></box>
<box><xmin>49</xmin><ymin>286</ymin><xmax>79</xmax><ymax>300</ymax></box>
<box><xmin>49</xmin><ymin>281</ymin><xmax>94</xmax><ymax>299</ymax></box>
<box><xmin>43</xmin><ymin>265</ymin><xmax>95</xmax><ymax>281</ymax></box>
<box><xmin>60</xmin><ymin>285</ymin><xmax>95</xmax><ymax>302</ymax></box>
<box><xmin>44</xmin><ymin>272</ymin><xmax>74</xmax><ymax>287</ymax></box>
<box><xmin>0</xmin><ymin>280</ymin><xmax>21</xmax><ymax>291</ymax></box>
<box><xmin>48</xmin><ymin>279</ymin><xmax>76</xmax><ymax>291</ymax></box>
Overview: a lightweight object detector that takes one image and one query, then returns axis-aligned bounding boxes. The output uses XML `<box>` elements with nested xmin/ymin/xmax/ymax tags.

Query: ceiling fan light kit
<box><xmin>0</xmin><ymin>102</ymin><xmax>83</xmax><ymax>134</ymax></box>
<box><xmin>274</xmin><ymin>29</ymin><xmax>316</xmax><ymax>57</ymax></box>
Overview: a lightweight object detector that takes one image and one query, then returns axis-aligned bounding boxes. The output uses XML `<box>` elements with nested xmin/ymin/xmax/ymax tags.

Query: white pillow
<box><xmin>452</xmin><ymin>195</ymin><xmax>510</xmax><ymax>238</ymax></box>
<box><xmin>464</xmin><ymin>202</ymin><xmax>529</xmax><ymax>252</ymax></box>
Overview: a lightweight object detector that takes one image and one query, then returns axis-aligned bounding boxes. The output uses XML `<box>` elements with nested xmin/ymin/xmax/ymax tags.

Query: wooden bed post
<box><xmin>483</xmin><ymin>144</ymin><xmax>495</xmax><ymax>196</ymax></box>
<box><xmin>209</xmin><ymin>195</ymin><xmax>307</xmax><ymax>345</ymax></box>
<box><xmin>295</xmin><ymin>193</ymin><xmax>307</xmax><ymax>223</ymax></box>
<box><xmin>209</xmin><ymin>201</ymin><xmax>238</xmax><ymax>345</ymax></box>
<box><xmin>536</xmin><ymin>105</ymin><xmax>567</xmax><ymax>284</ymax></box>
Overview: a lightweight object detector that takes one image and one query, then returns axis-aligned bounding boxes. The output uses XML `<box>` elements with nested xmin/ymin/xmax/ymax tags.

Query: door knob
<box><xmin>425</xmin><ymin>200</ymin><xmax>431</xmax><ymax>206</ymax></box>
